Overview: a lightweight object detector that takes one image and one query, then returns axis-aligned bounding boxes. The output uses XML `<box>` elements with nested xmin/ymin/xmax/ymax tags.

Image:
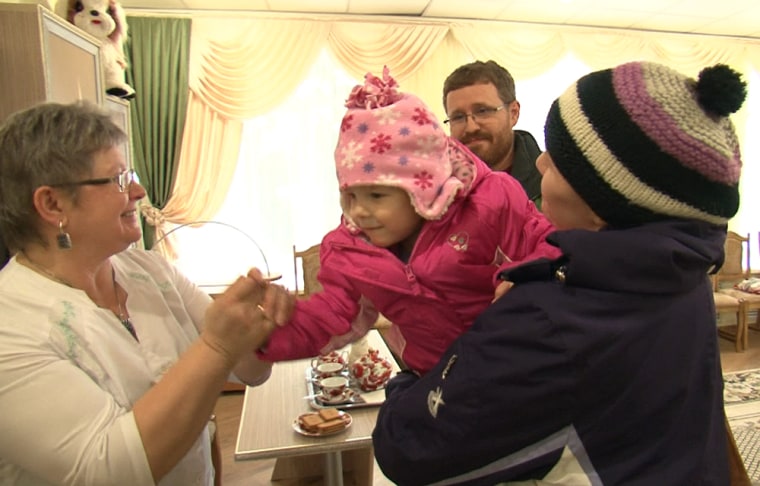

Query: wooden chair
<box><xmin>291</xmin><ymin>244</ymin><xmax>398</xmax><ymax>351</ymax></box>
<box><xmin>712</xmin><ymin>279</ymin><xmax>748</xmax><ymax>352</ymax></box>
<box><xmin>714</xmin><ymin>232</ymin><xmax>759</xmax><ymax>350</ymax></box>
<box><xmin>293</xmin><ymin>243</ymin><xmax>322</xmax><ymax>297</ymax></box>
<box><xmin>715</xmin><ymin>232</ymin><xmax>750</xmax><ymax>287</ymax></box>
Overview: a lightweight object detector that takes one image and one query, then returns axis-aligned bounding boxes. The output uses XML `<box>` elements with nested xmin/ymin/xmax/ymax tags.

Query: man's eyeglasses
<box><xmin>443</xmin><ymin>104</ymin><xmax>507</xmax><ymax>127</ymax></box>
<box><xmin>49</xmin><ymin>169</ymin><xmax>139</xmax><ymax>193</ymax></box>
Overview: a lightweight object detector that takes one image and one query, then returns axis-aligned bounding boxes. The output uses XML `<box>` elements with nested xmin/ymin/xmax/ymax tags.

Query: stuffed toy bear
<box><xmin>57</xmin><ymin>0</ymin><xmax>135</xmax><ymax>99</ymax></box>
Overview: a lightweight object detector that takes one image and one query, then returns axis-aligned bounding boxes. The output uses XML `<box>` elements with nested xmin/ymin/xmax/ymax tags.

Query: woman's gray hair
<box><xmin>0</xmin><ymin>101</ymin><xmax>126</xmax><ymax>252</ymax></box>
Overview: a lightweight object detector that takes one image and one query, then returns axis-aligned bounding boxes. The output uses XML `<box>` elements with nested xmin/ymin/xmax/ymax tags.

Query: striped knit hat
<box><xmin>544</xmin><ymin>61</ymin><xmax>746</xmax><ymax>227</ymax></box>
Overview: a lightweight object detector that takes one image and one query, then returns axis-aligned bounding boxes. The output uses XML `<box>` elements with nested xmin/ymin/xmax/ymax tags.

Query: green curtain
<box><xmin>124</xmin><ymin>17</ymin><xmax>191</xmax><ymax>248</ymax></box>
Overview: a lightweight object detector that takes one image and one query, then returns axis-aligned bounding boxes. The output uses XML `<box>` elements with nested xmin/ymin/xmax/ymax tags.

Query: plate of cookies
<box><xmin>293</xmin><ymin>408</ymin><xmax>353</xmax><ymax>437</ymax></box>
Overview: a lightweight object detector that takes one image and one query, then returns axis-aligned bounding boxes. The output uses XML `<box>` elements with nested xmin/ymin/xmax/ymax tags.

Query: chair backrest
<box><xmin>293</xmin><ymin>243</ymin><xmax>322</xmax><ymax>297</ymax></box>
<box><xmin>714</xmin><ymin>231</ymin><xmax>751</xmax><ymax>290</ymax></box>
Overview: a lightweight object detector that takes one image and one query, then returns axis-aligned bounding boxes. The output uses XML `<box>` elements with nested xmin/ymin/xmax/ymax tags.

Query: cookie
<box><xmin>317</xmin><ymin>418</ymin><xmax>346</xmax><ymax>433</ymax></box>
<box><xmin>299</xmin><ymin>413</ymin><xmax>324</xmax><ymax>432</ymax></box>
<box><xmin>319</xmin><ymin>408</ymin><xmax>341</xmax><ymax>421</ymax></box>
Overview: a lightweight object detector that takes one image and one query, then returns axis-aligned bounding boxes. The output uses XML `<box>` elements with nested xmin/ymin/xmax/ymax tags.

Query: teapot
<box><xmin>349</xmin><ymin>348</ymin><xmax>393</xmax><ymax>391</ymax></box>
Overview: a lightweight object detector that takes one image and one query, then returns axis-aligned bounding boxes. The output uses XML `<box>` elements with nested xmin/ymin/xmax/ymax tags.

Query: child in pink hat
<box><xmin>258</xmin><ymin>67</ymin><xmax>559</xmax><ymax>374</ymax></box>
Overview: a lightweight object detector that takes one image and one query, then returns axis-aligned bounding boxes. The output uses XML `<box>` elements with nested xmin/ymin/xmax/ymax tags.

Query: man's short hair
<box><xmin>443</xmin><ymin>60</ymin><xmax>516</xmax><ymax>111</ymax></box>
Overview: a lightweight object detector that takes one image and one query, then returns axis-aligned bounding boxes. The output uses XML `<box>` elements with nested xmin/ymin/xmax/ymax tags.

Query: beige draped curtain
<box><xmin>151</xmin><ymin>13</ymin><xmax>760</xmax><ymax>244</ymax></box>
<box><xmin>328</xmin><ymin>22</ymin><xmax>449</xmax><ymax>80</ymax></box>
<box><xmin>155</xmin><ymin>19</ymin><xmax>331</xmax><ymax>245</ymax></box>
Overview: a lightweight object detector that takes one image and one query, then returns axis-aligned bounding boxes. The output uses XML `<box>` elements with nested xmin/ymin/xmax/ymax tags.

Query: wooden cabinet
<box><xmin>104</xmin><ymin>94</ymin><xmax>134</xmax><ymax>172</ymax></box>
<box><xmin>0</xmin><ymin>3</ymin><xmax>104</xmax><ymax>122</ymax></box>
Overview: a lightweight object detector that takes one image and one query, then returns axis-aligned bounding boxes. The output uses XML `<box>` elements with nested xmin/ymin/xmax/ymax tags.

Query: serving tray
<box><xmin>305</xmin><ymin>367</ymin><xmax>391</xmax><ymax>410</ymax></box>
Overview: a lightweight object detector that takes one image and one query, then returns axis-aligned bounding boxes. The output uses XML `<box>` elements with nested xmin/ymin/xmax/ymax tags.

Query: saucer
<box><xmin>309</xmin><ymin>370</ymin><xmax>347</xmax><ymax>384</ymax></box>
<box><xmin>317</xmin><ymin>388</ymin><xmax>355</xmax><ymax>405</ymax></box>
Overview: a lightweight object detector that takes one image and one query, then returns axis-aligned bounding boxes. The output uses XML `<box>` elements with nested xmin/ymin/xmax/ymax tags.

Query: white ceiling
<box><xmin>119</xmin><ymin>0</ymin><xmax>760</xmax><ymax>39</ymax></box>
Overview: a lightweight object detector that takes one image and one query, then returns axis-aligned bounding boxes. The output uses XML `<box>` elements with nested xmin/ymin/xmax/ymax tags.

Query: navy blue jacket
<box><xmin>373</xmin><ymin>221</ymin><xmax>729</xmax><ymax>485</ymax></box>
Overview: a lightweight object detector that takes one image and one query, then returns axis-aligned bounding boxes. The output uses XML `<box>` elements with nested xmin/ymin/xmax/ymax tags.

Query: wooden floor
<box><xmin>215</xmin><ymin>328</ymin><xmax>760</xmax><ymax>485</ymax></box>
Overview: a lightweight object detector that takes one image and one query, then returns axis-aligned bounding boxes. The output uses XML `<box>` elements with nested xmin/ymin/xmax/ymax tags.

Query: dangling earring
<box><xmin>56</xmin><ymin>220</ymin><xmax>72</xmax><ymax>250</ymax></box>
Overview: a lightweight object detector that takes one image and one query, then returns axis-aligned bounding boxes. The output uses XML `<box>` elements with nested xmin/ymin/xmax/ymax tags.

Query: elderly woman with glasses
<box><xmin>0</xmin><ymin>101</ymin><xmax>291</xmax><ymax>486</ymax></box>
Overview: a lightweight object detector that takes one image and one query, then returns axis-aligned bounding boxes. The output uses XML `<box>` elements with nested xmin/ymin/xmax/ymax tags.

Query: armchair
<box><xmin>714</xmin><ymin>232</ymin><xmax>758</xmax><ymax>350</ymax></box>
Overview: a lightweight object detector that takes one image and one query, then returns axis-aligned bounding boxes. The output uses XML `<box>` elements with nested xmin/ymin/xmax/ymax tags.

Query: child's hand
<box><xmin>247</xmin><ymin>268</ymin><xmax>295</xmax><ymax>326</ymax></box>
<box><xmin>493</xmin><ymin>280</ymin><xmax>514</xmax><ymax>302</ymax></box>
<box><xmin>261</xmin><ymin>283</ymin><xmax>295</xmax><ymax>326</ymax></box>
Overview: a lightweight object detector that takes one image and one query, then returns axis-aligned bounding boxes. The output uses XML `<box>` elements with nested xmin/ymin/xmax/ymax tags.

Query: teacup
<box><xmin>314</xmin><ymin>361</ymin><xmax>344</xmax><ymax>379</ymax></box>
<box><xmin>311</xmin><ymin>350</ymin><xmax>348</xmax><ymax>370</ymax></box>
<box><xmin>319</xmin><ymin>376</ymin><xmax>349</xmax><ymax>399</ymax></box>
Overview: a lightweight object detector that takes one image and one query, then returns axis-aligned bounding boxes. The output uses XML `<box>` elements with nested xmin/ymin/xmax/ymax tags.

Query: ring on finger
<box><xmin>257</xmin><ymin>304</ymin><xmax>273</xmax><ymax>321</ymax></box>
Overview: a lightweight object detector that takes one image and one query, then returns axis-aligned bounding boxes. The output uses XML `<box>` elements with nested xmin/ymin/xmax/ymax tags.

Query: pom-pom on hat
<box><xmin>544</xmin><ymin>61</ymin><xmax>747</xmax><ymax>227</ymax></box>
<box><xmin>335</xmin><ymin>67</ymin><xmax>468</xmax><ymax>220</ymax></box>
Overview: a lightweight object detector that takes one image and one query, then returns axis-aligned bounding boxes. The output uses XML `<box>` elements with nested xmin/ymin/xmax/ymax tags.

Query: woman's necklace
<box><xmin>19</xmin><ymin>252</ymin><xmax>139</xmax><ymax>342</ymax></box>
<box><xmin>111</xmin><ymin>269</ymin><xmax>138</xmax><ymax>341</ymax></box>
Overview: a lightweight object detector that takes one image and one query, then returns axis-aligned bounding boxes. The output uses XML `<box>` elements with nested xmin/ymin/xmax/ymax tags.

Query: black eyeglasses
<box><xmin>443</xmin><ymin>104</ymin><xmax>507</xmax><ymax>126</ymax></box>
<box><xmin>49</xmin><ymin>169</ymin><xmax>139</xmax><ymax>193</ymax></box>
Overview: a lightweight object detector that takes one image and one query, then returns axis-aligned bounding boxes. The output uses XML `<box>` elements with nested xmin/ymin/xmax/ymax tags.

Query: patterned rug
<box><xmin>725</xmin><ymin>368</ymin><xmax>760</xmax><ymax>481</ymax></box>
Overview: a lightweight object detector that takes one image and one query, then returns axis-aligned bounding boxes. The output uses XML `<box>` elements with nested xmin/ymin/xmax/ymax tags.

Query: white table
<box><xmin>235</xmin><ymin>330</ymin><xmax>399</xmax><ymax>485</ymax></box>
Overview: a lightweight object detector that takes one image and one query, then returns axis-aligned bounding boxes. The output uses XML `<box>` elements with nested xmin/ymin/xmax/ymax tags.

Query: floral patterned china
<box><xmin>349</xmin><ymin>348</ymin><xmax>393</xmax><ymax>391</ymax></box>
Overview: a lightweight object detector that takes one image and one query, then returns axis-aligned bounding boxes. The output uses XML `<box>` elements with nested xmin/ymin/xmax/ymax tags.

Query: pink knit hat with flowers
<box><xmin>335</xmin><ymin>67</ymin><xmax>474</xmax><ymax>221</ymax></box>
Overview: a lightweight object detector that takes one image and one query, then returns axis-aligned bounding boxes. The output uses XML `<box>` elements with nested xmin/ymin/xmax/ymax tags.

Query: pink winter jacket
<box><xmin>259</xmin><ymin>157</ymin><xmax>559</xmax><ymax>374</ymax></box>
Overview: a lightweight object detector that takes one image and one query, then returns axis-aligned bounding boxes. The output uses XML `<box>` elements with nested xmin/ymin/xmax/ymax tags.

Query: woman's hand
<box><xmin>200</xmin><ymin>275</ymin><xmax>276</xmax><ymax>366</ymax></box>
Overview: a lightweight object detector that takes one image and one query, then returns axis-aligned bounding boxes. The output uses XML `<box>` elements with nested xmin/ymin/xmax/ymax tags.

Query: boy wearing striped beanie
<box><xmin>374</xmin><ymin>61</ymin><xmax>747</xmax><ymax>484</ymax></box>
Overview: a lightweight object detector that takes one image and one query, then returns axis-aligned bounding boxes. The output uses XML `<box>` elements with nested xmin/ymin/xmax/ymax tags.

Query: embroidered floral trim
<box><xmin>56</xmin><ymin>301</ymin><xmax>79</xmax><ymax>359</ymax></box>
<box><xmin>345</xmin><ymin>66</ymin><xmax>402</xmax><ymax>109</ymax></box>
